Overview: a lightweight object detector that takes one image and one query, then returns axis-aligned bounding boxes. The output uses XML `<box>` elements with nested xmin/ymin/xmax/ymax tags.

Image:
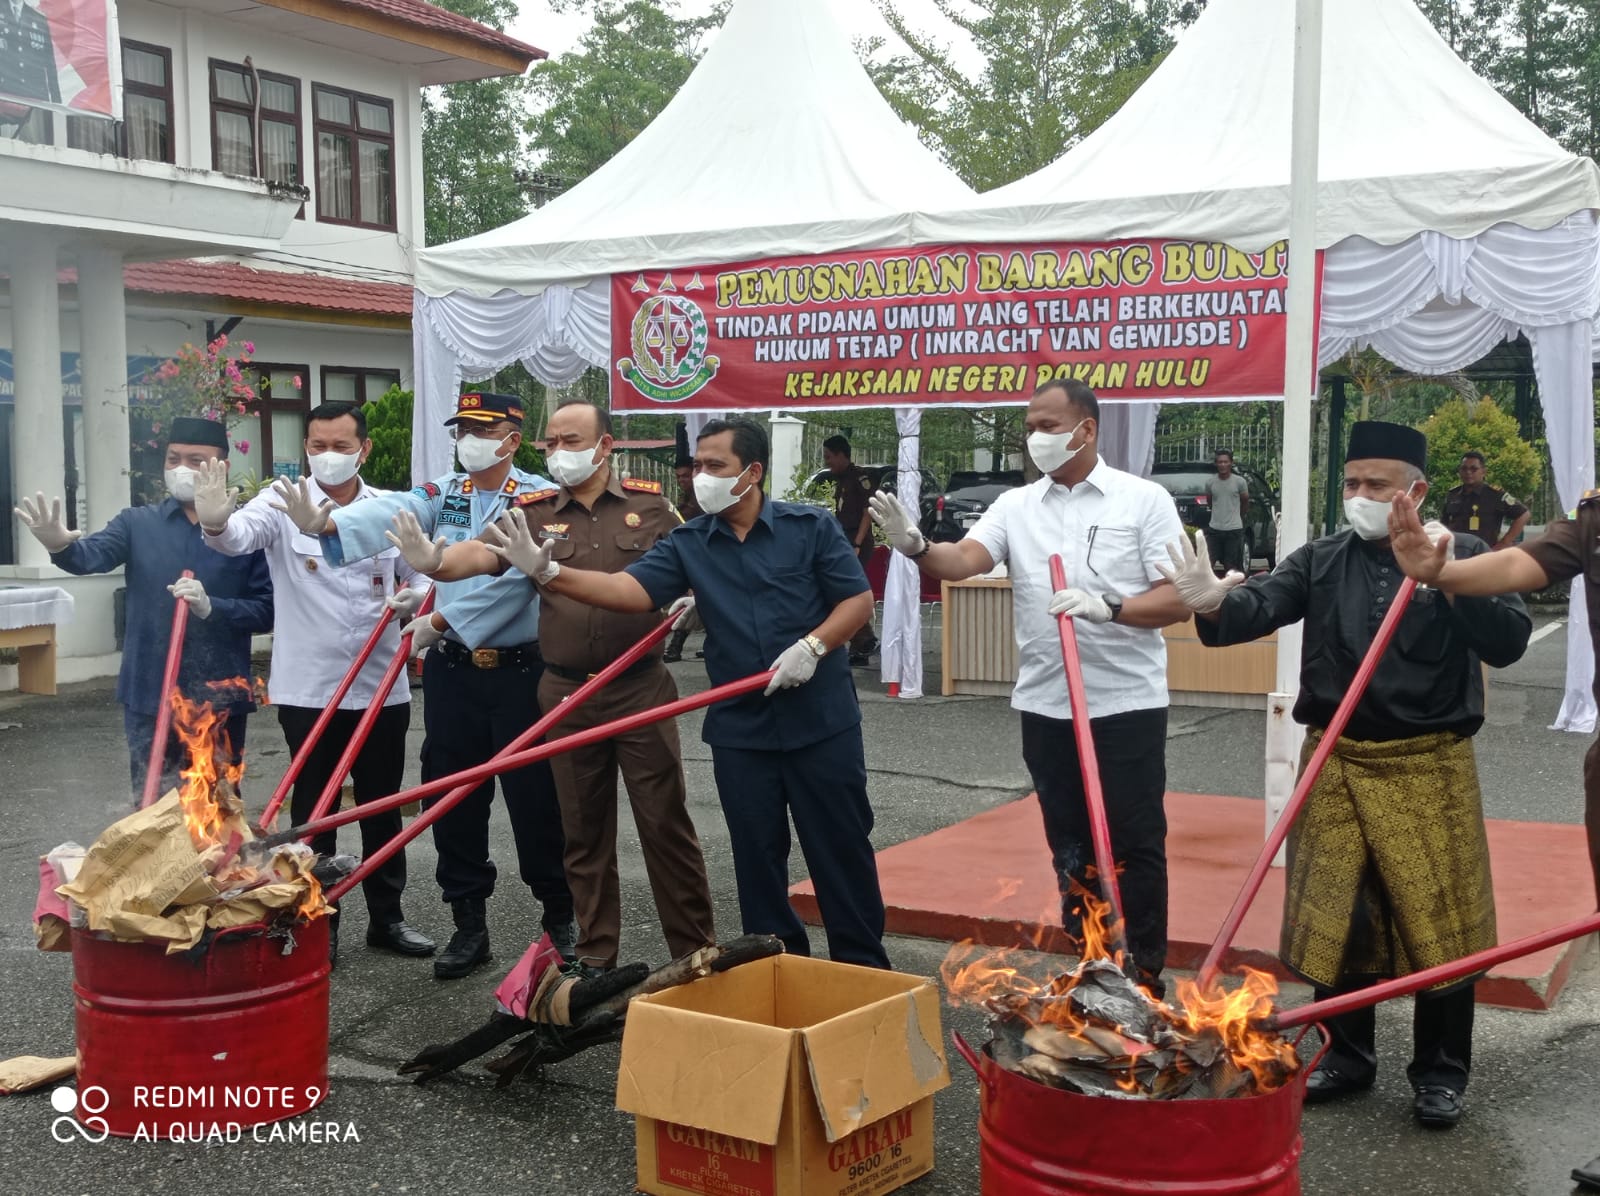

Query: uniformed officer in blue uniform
<box><xmin>271</xmin><ymin>391</ymin><xmax>574</xmax><ymax>979</ymax></box>
<box><xmin>0</xmin><ymin>0</ymin><xmax>60</xmax><ymax>104</ymax></box>
<box><xmin>480</xmin><ymin>416</ymin><xmax>891</xmax><ymax>969</ymax></box>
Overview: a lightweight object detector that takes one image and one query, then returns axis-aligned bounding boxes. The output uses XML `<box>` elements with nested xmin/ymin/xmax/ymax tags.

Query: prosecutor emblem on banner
<box><xmin>617</xmin><ymin>293</ymin><xmax>721</xmax><ymax>404</ymax></box>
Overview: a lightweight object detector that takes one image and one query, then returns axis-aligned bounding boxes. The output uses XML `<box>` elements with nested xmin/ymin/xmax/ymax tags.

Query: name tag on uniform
<box><xmin>439</xmin><ymin>494</ymin><xmax>471</xmax><ymax>528</ymax></box>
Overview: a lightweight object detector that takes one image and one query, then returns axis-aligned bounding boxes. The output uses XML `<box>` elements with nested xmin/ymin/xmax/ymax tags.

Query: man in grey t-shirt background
<box><xmin>1205</xmin><ymin>450</ymin><xmax>1250</xmax><ymax>574</ymax></box>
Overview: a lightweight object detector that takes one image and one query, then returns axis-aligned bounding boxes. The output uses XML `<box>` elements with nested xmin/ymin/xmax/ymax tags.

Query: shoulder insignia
<box><xmin>1503</xmin><ymin>494</ymin><xmax>1520</xmax><ymax>506</ymax></box>
<box><xmin>461</xmin><ymin>478</ymin><xmax>474</xmax><ymax>494</ymax></box>
<box><xmin>503</xmin><ymin>478</ymin><xmax>519</xmax><ymax>495</ymax></box>
<box><xmin>1580</xmin><ymin>488</ymin><xmax>1600</xmax><ymax>507</ymax></box>
<box><xmin>514</xmin><ymin>488</ymin><xmax>561</xmax><ymax>507</ymax></box>
<box><xmin>860</xmin><ymin>475</ymin><xmax>874</xmax><ymax>490</ymax></box>
<box><xmin>410</xmin><ymin>482</ymin><xmax>441</xmax><ymax>500</ymax></box>
<box><xmin>622</xmin><ymin>477</ymin><xmax>663</xmax><ymax>494</ymax></box>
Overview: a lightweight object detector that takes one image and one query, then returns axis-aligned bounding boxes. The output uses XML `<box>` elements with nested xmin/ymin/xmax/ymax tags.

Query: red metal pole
<box><xmin>1047</xmin><ymin>553</ymin><xmax>1127</xmax><ymax>953</ymax></box>
<box><xmin>255</xmin><ymin>602</ymin><xmax>401</xmax><ymax>832</ymax></box>
<box><xmin>285</xmin><ymin>616</ymin><xmax>678</xmax><ymax>848</ymax></box>
<box><xmin>140</xmin><ymin>569</ymin><xmax>194</xmax><ymax>809</ymax></box>
<box><xmin>1197</xmin><ymin>576</ymin><xmax>1418</xmax><ymax>988</ymax></box>
<box><xmin>1271</xmin><ymin>908</ymin><xmax>1600</xmax><ymax>1030</ymax></box>
<box><xmin>324</xmin><ymin>668</ymin><xmax>775</xmax><ymax>903</ymax></box>
<box><xmin>301</xmin><ymin>589</ymin><xmax>435</xmax><ymax>826</ymax></box>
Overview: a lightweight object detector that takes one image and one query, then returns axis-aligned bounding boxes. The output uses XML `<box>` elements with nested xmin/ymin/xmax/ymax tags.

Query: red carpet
<box><xmin>789</xmin><ymin>792</ymin><xmax>1594</xmax><ymax>1010</ymax></box>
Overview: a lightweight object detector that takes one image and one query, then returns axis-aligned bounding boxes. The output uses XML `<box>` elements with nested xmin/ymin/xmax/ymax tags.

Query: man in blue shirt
<box><xmin>15</xmin><ymin>417</ymin><xmax>273</xmax><ymax>799</ymax></box>
<box><xmin>272</xmin><ymin>391</ymin><xmax>573</xmax><ymax>980</ymax></box>
<box><xmin>481</xmin><ymin>417</ymin><xmax>890</xmax><ymax>969</ymax></box>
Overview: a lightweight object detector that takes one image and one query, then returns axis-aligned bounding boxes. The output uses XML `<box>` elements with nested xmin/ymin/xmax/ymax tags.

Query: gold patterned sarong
<box><xmin>1281</xmin><ymin>729</ymin><xmax>1496</xmax><ymax>990</ymax></box>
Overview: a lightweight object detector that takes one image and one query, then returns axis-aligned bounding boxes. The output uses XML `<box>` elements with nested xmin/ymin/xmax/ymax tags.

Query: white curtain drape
<box><xmin>412</xmin><ymin>282</ymin><xmax>610</xmax><ymax>480</ymax></box>
<box><xmin>1097</xmin><ymin>401</ymin><xmax>1160</xmax><ymax>476</ymax></box>
<box><xmin>880</xmin><ymin>407</ymin><xmax>924</xmax><ymax>698</ymax></box>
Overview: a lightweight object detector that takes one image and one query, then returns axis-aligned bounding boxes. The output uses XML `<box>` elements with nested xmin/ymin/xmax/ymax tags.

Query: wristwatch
<box><xmin>801</xmin><ymin>634</ymin><xmax>828</xmax><ymax>658</ymax></box>
<box><xmin>1101</xmin><ymin>592</ymin><xmax>1125</xmax><ymax>623</ymax></box>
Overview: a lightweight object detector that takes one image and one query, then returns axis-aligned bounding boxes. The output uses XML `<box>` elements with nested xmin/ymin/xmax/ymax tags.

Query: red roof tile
<box><xmin>283</xmin><ymin>0</ymin><xmax>543</xmax><ymax>63</ymax></box>
<box><xmin>122</xmin><ymin>260</ymin><xmax>413</xmax><ymax>318</ymax></box>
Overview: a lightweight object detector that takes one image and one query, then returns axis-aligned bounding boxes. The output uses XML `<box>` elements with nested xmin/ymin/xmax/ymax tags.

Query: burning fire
<box><xmin>168</xmin><ymin>681</ymin><xmax>257</xmax><ymax>850</ymax></box>
<box><xmin>942</xmin><ymin>882</ymin><xmax>1297</xmax><ymax>1098</ymax></box>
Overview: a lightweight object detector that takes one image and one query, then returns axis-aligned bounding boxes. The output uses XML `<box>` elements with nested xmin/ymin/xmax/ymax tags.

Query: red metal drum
<box><xmin>71</xmin><ymin>918</ymin><xmax>330</xmax><ymax>1139</ymax></box>
<box><xmin>953</xmin><ymin>1033</ymin><xmax>1311</xmax><ymax>1196</ymax></box>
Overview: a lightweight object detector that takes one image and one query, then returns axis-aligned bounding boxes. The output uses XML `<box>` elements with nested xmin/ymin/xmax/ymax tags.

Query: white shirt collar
<box><xmin>1034</xmin><ymin>456</ymin><xmax>1112</xmax><ymax>501</ymax></box>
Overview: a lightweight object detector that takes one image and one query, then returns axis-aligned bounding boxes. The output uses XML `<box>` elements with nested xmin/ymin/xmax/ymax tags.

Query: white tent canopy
<box><xmin>922</xmin><ymin>0</ymin><xmax>1600</xmax><ymax>731</ymax></box>
<box><xmin>918</xmin><ymin>0</ymin><xmax>1600</xmax><ymax>252</ymax></box>
<box><xmin>413</xmin><ymin>0</ymin><xmax>975</xmax><ymax>299</ymax></box>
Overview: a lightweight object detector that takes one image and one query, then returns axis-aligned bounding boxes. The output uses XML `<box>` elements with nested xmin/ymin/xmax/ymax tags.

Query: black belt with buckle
<box><xmin>544</xmin><ymin>656</ymin><xmax>659</xmax><ymax>684</ymax></box>
<box><xmin>436</xmin><ymin>638</ymin><xmax>542</xmax><ymax>670</ymax></box>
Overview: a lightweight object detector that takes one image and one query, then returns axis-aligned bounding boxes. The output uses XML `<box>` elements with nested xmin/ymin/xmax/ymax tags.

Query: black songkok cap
<box><xmin>168</xmin><ymin>417</ymin><xmax>230</xmax><ymax>454</ymax></box>
<box><xmin>1346</xmin><ymin>421</ymin><xmax>1426</xmax><ymax>472</ymax></box>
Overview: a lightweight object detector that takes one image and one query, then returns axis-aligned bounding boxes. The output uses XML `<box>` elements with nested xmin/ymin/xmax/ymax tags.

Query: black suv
<box><xmin>921</xmin><ymin>470</ymin><xmax>1028</xmax><ymax>543</ymax></box>
<box><xmin>1150</xmin><ymin>462</ymin><xmax>1277</xmax><ymax>568</ymax></box>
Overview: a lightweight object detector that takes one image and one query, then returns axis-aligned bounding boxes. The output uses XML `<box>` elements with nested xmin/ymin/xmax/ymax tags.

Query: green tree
<box><xmin>867</xmin><ymin>0</ymin><xmax>1186</xmax><ymax>190</ymax></box>
<box><xmin>1417</xmin><ymin>397</ymin><xmax>1540</xmax><ymax>517</ymax></box>
<box><xmin>422</xmin><ymin>0</ymin><xmax>532</xmax><ymax>246</ymax></box>
<box><xmin>362</xmin><ymin>385</ymin><xmax>415</xmax><ymax>491</ymax></box>
<box><xmin>526</xmin><ymin>0</ymin><xmax>724</xmax><ymax>187</ymax></box>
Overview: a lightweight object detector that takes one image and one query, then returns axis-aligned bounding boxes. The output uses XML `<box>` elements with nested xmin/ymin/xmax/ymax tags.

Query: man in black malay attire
<box><xmin>1160</xmin><ymin>421</ymin><xmax>1532</xmax><ymax>1129</ymax></box>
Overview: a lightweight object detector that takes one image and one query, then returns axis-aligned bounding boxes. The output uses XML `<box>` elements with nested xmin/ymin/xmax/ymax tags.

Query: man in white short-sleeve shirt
<box><xmin>870</xmin><ymin>379</ymin><xmax>1188</xmax><ymax>985</ymax></box>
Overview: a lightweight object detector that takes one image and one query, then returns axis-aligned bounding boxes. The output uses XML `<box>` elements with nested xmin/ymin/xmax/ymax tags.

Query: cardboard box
<box><xmin>616</xmin><ymin>955</ymin><xmax>950</xmax><ymax>1196</ymax></box>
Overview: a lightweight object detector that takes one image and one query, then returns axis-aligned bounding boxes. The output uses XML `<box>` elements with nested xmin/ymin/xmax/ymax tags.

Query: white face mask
<box><xmin>456</xmin><ymin>433</ymin><xmax>512</xmax><ymax>474</ymax></box>
<box><xmin>307</xmin><ymin>450</ymin><xmax>362</xmax><ymax>488</ymax></box>
<box><xmin>546</xmin><ymin>446</ymin><xmax>603</xmax><ymax>489</ymax></box>
<box><xmin>165</xmin><ymin>466</ymin><xmax>198</xmax><ymax>503</ymax></box>
<box><xmin>1027</xmin><ymin>420</ymin><xmax>1088</xmax><ymax>475</ymax></box>
<box><xmin>694</xmin><ymin>465</ymin><xmax>753</xmax><ymax>515</ymax></box>
<box><xmin>1344</xmin><ymin>484</ymin><xmax>1419</xmax><ymax>541</ymax></box>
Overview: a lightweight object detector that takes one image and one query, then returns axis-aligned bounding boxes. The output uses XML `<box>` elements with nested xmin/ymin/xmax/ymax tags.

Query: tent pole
<box><xmin>1264</xmin><ymin>0</ymin><xmax>1323</xmax><ymax>852</ymax></box>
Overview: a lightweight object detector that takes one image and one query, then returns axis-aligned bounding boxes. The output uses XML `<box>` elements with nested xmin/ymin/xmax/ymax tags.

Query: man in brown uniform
<box><xmin>1388</xmin><ymin>487</ymin><xmax>1600</xmax><ymax>1183</ymax></box>
<box><xmin>401</xmin><ymin>400</ymin><xmax>716</xmax><ymax>973</ymax></box>
<box><xmin>664</xmin><ymin>430</ymin><xmax>703</xmax><ymax>664</ymax></box>
<box><xmin>823</xmin><ymin>435</ymin><xmax>878</xmax><ymax>665</ymax></box>
<box><xmin>1440</xmin><ymin>451</ymin><xmax>1530</xmax><ymax>549</ymax></box>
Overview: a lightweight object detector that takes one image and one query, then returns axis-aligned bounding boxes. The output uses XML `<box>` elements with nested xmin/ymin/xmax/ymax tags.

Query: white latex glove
<box><xmin>403</xmin><ymin>613</ymin><xmax>443</xmax><ymax>657</ymax></box>
<box><xmin>1156</xmin><ymin>530</ymin><xmax>1245</xmax><ymax>614</ymax></box>
<box><xmin>867</xmin><ymin>491</ymin><xmax>926</xmax><ymax>557</ymax></box>
<box><xmin>194</xmin><ymin>458</ymin><xmax>239</xmax><ymax>534</ymax></box>
<box><xmin>1048</xmin><ymin>587</ymin><xmax>1112</xmax><ymax>623</ymax></box>
<box><xmin>269</xmin><ymin>477</ymin><xmax>335</xmax><ymax>536</ymax></box>
<box><xmin>483</xmin><ymin>508</ymin><xmax>558</xmax><ymax>584</ymax></box>
<box><xmin>168</xmin><ymin>576</ymin><xmax>212</xmax><ymax>620</ymax></box>
<box><xmin>667</xmin><ymin>595</ymin><xmax>700</xmax><ymax>632</ymax></box>
<box><xmin>384</xmin><ymin>510</ymin><xmax>447</xmax><ymax>574</ymax></box>
<box><xmin>14</xmin><ymin>492</ymin><xmax>80</xmax><ymax>553</ymax></box>
<box><xmin>386</xmin><ymin>586</ymin><xmax>427</xmax><ymax>619</ymax></box>
<box><xmin>764</xmin><ymin>638</ymin><xmax>822</xmax><ymax>696</ymax></box>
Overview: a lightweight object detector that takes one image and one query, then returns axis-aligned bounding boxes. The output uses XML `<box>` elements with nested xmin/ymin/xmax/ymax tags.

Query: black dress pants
<box><xmin>1313</xmin><ymin>978</ymin><xmax>1476</xmax><ymax>1091</ymax></box>
<box><xmin>277</xmin><ymin>702</ymin><xmax>410</xmax><ymax>925</ymax></box>
<box><xmin>419</xmin><ymin>648</ymin><xmax>572</xmax><ymax>922</ymax></box>
<box><xmin>1020</xmin><ymin>706</ymin><xmax>1169</xmax><ymax>979</ymax></box>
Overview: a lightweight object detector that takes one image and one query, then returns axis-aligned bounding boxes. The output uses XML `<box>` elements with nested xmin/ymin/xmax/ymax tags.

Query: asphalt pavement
<box><xmin>0</xmin><ymin>610</ymin><xmax>1596</xmax><ymax>1195</ymax></box>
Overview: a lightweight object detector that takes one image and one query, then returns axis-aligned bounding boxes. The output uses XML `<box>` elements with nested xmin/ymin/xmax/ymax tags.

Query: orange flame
<box><xmin>168</xmin><ymin>678</ymin><xmax>253</xmax><ymax>850</ymax></box>
<box><xmin>941</xmin><ymin>875</ymin><xmax>1295</xmax><ymax>1095</ymax></box>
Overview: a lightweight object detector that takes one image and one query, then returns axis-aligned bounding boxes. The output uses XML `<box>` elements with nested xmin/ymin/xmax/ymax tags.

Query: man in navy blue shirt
<box><xmin>481</xmin><ymin>418</ymin><xmax>891</xmax><ymax>969</ymax></box>
<box><xmin>16</xmin><ymin>417</ymin><xmax>273</xmax><ymax>799</ymax></box>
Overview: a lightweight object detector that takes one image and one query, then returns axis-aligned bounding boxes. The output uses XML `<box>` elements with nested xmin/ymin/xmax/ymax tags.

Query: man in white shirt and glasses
<box><xmin>871</xmin><ymin>379</ymin><xmax>1189</xmax><ymax>988</ymax></box>
<box><xmin>198</xmin><ymin>401</ymin><xmax>435</xmax><ymax>963</ymax></box>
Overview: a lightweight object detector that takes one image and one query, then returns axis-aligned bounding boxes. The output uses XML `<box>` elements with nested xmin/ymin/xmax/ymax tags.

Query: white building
<box><xmin>0</xmin><ymin>0</ymin><xmax>539</xmax><ymax>682</ymax></box>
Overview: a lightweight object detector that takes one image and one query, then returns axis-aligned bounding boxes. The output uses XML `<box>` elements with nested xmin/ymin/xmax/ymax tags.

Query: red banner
<box><xmin>1</xmin><ymin>0</ymin><xmax>116</xmax><ymax>115</ymax></box>
<box><xmin>610</xmin><ymin>240</ymin><xmax>1319</xmax><ymax>412</ymax></box>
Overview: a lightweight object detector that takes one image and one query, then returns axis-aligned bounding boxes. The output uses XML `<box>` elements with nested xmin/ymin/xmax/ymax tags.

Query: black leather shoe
<box><xmin>1302</xmin><ymin>1061</ymin><xmax>1376</xmax><ymax>1104</ymax></box>
<box><xmin>1413</xmin><ymin>1084</ymin><xmax>1464</xmax><ymax>1129</ymax></box>
<box><xmin>1571</xmin><ymin>1153</ymin><xmax>1600</xmax><ymax>1189</ymax></box>
<box><xmin>366</xmin><ymin>921</ymin><xmax>436</xmax><ymax>957</ymax></box>
<box><xmin>434</xmin><ymin>899</ymin><xmax>490</xmax><ymax>979</ymax></box>
<box><xmin>544</xmin><ymin>913</ymin><xmax>580</xmax><ymax>962</ymax></box>
<box><xmin>662</xmin><ymin>648</ymin><xmax>682</xmax><ymax>663</ymax></box>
